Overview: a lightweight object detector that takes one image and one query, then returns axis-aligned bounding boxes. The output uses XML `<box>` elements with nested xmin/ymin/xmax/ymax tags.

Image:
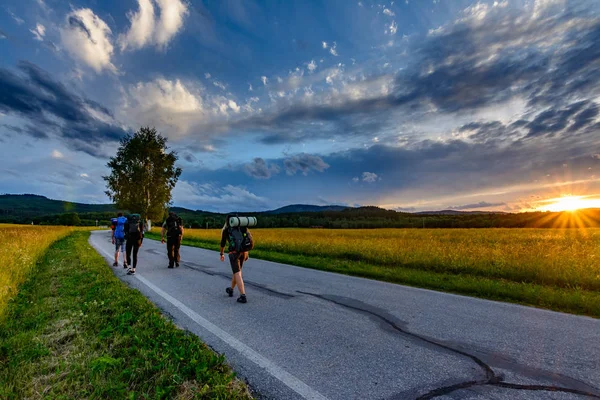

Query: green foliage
<box><xmin>0</xmin><ymin>232</ymin><xmax>251</xmax><ymax>399</ymax></box>
<box><xmin>103</xmin><ymin>127</ymin><xmax>182</xmax><ymax>222</ymax></box>
<box><xmin>58</xmin><ymin>212</ymin><xmax>81</xmax><ymax>226</ymax></box>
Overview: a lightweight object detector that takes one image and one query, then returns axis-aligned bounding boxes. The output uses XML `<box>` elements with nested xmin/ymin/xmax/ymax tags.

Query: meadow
<box><xmin>0</xmin><ymin>229</ymin><xmax>251</xmax><ymax>398</ymax></box>
<box><xmin>0</xmin><ymin>225</ymin><xmax>74</xmax><ymax>318</ymax></box>
<box><xmin>148</xmin><ymin>227</ymin><xmax>600</xmax><ymax>317</ymax></box>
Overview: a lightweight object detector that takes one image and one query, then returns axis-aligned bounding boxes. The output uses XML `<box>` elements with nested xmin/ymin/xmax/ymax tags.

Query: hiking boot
<box><xmin>123</xmin><ymin>263</ymin><xmax>128</xmax><ymax>269</ymax></box>
<box><xmin>112</xmin><ymin>262</ymin><xmax>118</xmax><ymax>267</ymax></box>
<box><xmin>237</xmin><ymin>294</ymin><xmax>247</xmax><ymax>303</ymax></box>
<box><xmin>127</xmin><ymin>268</ymin><xmax>136</xmax><ymax>275</ymax></box>
<box><xmin>168</xmin><ymin>265</ymin><xmax>174</xmax><ymax>269</ymax></box>
<box><xmin>176</xmin><ymin>263</ymin><xmax>180</xmax><ymax>268</ymax></box>
<box><xmin>225</xmin><ymin>287</ymin><xmax>234</xmax><ymax>297</ymax></box>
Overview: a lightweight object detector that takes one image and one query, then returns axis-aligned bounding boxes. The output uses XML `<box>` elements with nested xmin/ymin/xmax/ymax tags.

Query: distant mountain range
<box><xmin>0</xmin><ymin>194</ymin><xmax>505</xmax><ymax>216</ymax></box>
<box><xmin>415</xmin><ymin>210</ymin><xmax>507</xmax><ymax>215</ymax></box>
<box><xmin>265</xmin><ymin>204</ymin><xmax>350</xmax><ymax>214</ymax></box>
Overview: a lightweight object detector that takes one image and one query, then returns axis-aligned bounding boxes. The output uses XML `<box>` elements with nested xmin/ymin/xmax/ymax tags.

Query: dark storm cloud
<box><xmin>283</xmin><ymin>153</ymin><xmax>330</xmax><ymax>176</ymax></box>
<box><xmin>243</xmin><ymin>158</ymin><xmax>280</xmax><ymax>179</ymax></box>
<box><xmin>0</xmin><ymin>61</ymin><xmax>127</xmax><ymax>156</ymax></box>
<box><xmin>448</xmin><ymin>201</ymin><xmax>506</xmax><ymax>211</ymax></box>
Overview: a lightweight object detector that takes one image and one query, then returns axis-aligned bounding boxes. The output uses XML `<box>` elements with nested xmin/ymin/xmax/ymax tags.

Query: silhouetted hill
<box><xmin>415</xmin><ymin>210</ymin><xmax>507</xmax><ymax>215</ymax></box>
<box><xmin>266</xmin><ymin>204</ymin><xmax>349</xmax><ymax>214</ymax></box>
<box><xmin>0</xmin><ymin>194</ymin><xmax>117</xmax><ymax>216</ymax></box>
<box><xmin>1</xmin><ymin>194</ymin><xmax>600</xmax><ymax>228</ymax></box>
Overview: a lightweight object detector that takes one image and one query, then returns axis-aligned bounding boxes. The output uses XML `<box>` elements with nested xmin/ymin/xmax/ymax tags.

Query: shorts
<box><xmin>114</xmin><ymin>237</ymin><xmax>126</xmax><ymax>252</ymax></box>
<box><xmin>228</xmin><ymin>252</ymin><xmax>245</xmax><ymax>274</ymax></box>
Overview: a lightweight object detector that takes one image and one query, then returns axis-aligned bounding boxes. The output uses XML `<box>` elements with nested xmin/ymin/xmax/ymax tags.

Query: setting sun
<box><xmin>543</xmin><ymin>196</ymin><xmax>600</xmax><ymax>212</ymax></box>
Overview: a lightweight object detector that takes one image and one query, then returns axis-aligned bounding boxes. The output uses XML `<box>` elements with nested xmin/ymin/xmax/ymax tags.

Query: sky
<box><xmin>1</xmin><ymin>0</ymin><xmax>600</xmax><ymax>213</ymax></box>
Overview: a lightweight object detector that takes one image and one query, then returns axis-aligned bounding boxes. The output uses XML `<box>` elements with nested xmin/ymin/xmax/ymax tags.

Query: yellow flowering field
<box><xmin>159</xmin><ymin>227</ymin><xmax>600</xmax><ymax>291</ymax></box>
<box><xmin>0</xmin><ymin>225</ymin><xmax>74</xmax><ymax>317</ymax></box>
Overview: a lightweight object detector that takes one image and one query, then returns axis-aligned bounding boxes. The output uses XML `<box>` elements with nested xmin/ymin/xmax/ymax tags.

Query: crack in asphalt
<box><xmin>144</xmin><ymin>246</ymin><xmax>295</xmax><ymax>299</ymax></box>
<box><xmin>182</xmin><ymin>262</ymin><xmax>295</xmax><ymax>299</ymax></box>
<box><xmin>297</xmin><ymin>291</ymin><xmax>600</xmax><ymax>400</ymax></box>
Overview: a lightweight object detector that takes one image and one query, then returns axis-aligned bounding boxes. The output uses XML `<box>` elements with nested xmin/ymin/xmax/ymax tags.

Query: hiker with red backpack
<box><xmin>220</xmin><ymin>215</ymin><xmax>255</xmax><ymax>303</ymax></box>
<box><xmin>161</xmin><ymin>211</ymin><xmax>184</xmax><ymax>269</ymax></box>
<box><xmin>111</xmin><ymin>213</ymin><xmax>128</xmax><ymax>268</ymax></box>
<box><xmin>124</xmin><ymin>213</ymin><xmax>144</xmax><ymax>275</ymax></box>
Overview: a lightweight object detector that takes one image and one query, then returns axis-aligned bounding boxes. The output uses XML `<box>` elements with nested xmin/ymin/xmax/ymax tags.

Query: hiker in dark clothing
<box><xmin>161</xmin><ymin>212</ymin><xmax>184</xmax><ymax>268</ymax></box>
<box><xmin>125</xmin><ymin>214</ymin><xmax>144</xmax><ymax>275</ymax></box>
<box><xmin>220</xmin><ymin>215</ymin><xmax>254</xmax><ymax>304</ymax></box>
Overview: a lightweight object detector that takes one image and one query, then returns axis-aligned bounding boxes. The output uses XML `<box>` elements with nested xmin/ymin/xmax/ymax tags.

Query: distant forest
<box><xmin>1</xmin><ymin>194</ymin><xmax>600</xmax><ymax>229</ymax></box>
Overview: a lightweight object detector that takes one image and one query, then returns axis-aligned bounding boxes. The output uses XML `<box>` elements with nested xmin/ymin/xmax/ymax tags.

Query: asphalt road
<box><xmin>89</xmin><ymin>230</ymin><xmax>600</xmax><ymax>400</ymax></box>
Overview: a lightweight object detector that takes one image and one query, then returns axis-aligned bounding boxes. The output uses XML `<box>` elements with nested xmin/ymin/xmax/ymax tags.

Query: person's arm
<box><xmin>219</xmin><ymin>229</ymin><xmax>227</xmax><ymax>261</ymax></box>
<box><xmin>180</xmin><ymin>226</ymin><xmax>184</xmax><ymax>239</ymax></box>
<box><xmin>161</xmin><ymin>222</ymin><xmax>166</xmax><ymax>243</ymax></box>
<box><xmin>111</xmin><ymin>226</ymin><xmax>115</xmax><ymax>243</ymax></box>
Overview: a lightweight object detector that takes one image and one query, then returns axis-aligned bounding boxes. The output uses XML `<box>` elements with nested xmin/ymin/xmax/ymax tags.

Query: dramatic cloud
<box><xmin>122</xmin><ymin>78</ymin><xmax>203</xmax><ymax>136</ymax></box>
<box><xmin>119</xmin><ymin>0</ymin><xmax>188</xmax><ymax>51</ymax></box>
<box><xmin>119</xmin><ymin>0</ymin><xmax>155</xmax><ymax>50</ymax></box>
<box><xmin>284</xmin><ymin>154</ymin><xmax>330</xmax><ymax>176</ymax></box>
<box><xmin>30</xmin><ymin>24</ymin><xmax>46</xmax><ymax>41</ymax></box>
<box><xmin>243</xmin><ymin>158</ymin><xmax>280</xmax><ymax>179</ymax></box>
<box><xmin>0</xmin><ymin>61</ymin><xmax>126</xmax><ymax>156</ymax></box>
<box><xmin>154</xmin><ymin>0</ymin><xmax>188</xmax><ymax>47</ymax></box>
<box><xmin>448</xmin><ymin>201</ymin><xmax>506</xmax><ymax>210</ymax></box>
<box><xmin>60</xmin><ymin>8</ymin><xmax>117</xmax><ymax>73</ymax></box>
<box><xmin>173</xmin><ymin>181</ymin><xmax>270</xmax><ymax>212</ymax></box>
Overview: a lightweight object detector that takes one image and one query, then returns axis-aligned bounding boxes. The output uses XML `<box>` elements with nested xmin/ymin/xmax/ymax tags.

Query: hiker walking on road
<box><xmin>111</xmin><ymin>213</ymin><xmax>128</xmax><ymax>268</ymax></box>
<box><xmin>220</xmin><ymin>215</ymin><xmax>255</xmax><ymax>304</ymax></box>
<box><xmin>161</xmin><ymin>211</ymin><xmax>184</xmax><ymax>268</ymax></box>
<box><xmin>125</xmin><ymin>213</ymin><xmax>144</xmax><ymax>275</ymax></box>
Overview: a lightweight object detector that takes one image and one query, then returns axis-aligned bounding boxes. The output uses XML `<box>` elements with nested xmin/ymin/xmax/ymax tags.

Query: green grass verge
<box><xmin>0</xmin><ymin>232</ymin><xmax>252</xmax><ymax>399</ymax></box>
<box><xmin>145</xmin><ymin>232</ymin><xmax>600</xmax><ymax>318</ymax></box>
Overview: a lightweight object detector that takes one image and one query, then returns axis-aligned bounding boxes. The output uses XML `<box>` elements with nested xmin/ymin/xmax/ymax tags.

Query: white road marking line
<box><xmin>91</xmin><ymin>234</ymin><xmax>329</xmax><ymax>400</ymax></box>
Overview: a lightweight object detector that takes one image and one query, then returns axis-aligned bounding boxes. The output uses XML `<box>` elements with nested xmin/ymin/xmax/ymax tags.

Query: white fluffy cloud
<box><xmin>119</xmin><ymin>0</ymin><xmax>155</xmax><ymax>50</ymax></box>
<box><xmin>261</xmin><ymin>76</ymin><xmax>268</xmax><ymax>85</ymax></box>
<box><xmin>307</xmin><ymin>60</ymin><xmax>317</xmax><ymax>72</ymax></box>
<box><xmin>362</xmin><ymin>172</ymin><xmax>379</xmax><ymax>183</ymax></box>
<box><xmin>60</xmin><ymin>8</ymin><xmax>117</xmax><ymax>73</ymax></box>
<box><xmin>119</xmin><ymin>0</ymin><xmax>188</xmax><ymax>51</ymax></box>
<box><xmin>30</xmin><ymin>24</ymin><xmax>46</xmax><ymax>41</ymax></box>
<box><xmin>122</xmin><ymin>78</ymin><xmax>203</xmax><ymax>136</ymax></box>
<box><xmin>383</xmin><ymin>8</ymin><xmax>395</xmax><ymax>16</ymax></box>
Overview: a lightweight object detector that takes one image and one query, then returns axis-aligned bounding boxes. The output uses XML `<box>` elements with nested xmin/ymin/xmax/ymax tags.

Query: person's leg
<box><xmin>125</xmin><ymin>239</ymin><xmax>133</xmax><ymax>268</ymax></box>
<box><xmin>132</xmin><ymin>239</ymin><xmax>141</xmax><ymax>269</ymax></box>
<box><xmin>175</xmin><ymin>237</ymin><xmax>181</xmax><ymax>267</ymax></box>
<box><xmin>122</xmin><ymin>241</ymin><xmax>128</xmax><ymax>267</ymax></box>
<box><xmin>237</xmin><ymin>255</ymin><xmax>245</xmax><ymax>294</ymax></box>
<box><xmin>166</xmin><ymin>237</ymin><xmax>175</xmax><ymax>268</ymax></box>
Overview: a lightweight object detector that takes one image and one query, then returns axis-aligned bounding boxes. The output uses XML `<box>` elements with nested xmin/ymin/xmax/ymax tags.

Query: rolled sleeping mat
<box><xmin>229</xmin><ymin>216</ymin><xmax>257</xmax><ymax>227</ymax></box>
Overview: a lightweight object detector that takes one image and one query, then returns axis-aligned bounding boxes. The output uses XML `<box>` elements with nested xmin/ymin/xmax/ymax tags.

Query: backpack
<box><xmin>166</xmin><ymin>214</ymin><xmax>183</xmax><ymax>237</ymax></box>
<box><xmin>128</xmin><ymin>214</ymin><xmax>141</xmax><ymax>234</ymax></box>
<box><xmin>114</xmin><ymin>216</ymin><xmax>127</xmax><ymax>239</ymax></box>
<box><xmin>228</xmin><ymin>226</ymin><xmax>254</xmax><ymax>253</ymax></box>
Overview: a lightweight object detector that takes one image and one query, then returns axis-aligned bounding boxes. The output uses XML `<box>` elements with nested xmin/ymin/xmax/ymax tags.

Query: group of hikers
<box><xmin>110</xmin><ymin>212</ymin><xmax>254</xmax><ymax>303</ymax></box>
